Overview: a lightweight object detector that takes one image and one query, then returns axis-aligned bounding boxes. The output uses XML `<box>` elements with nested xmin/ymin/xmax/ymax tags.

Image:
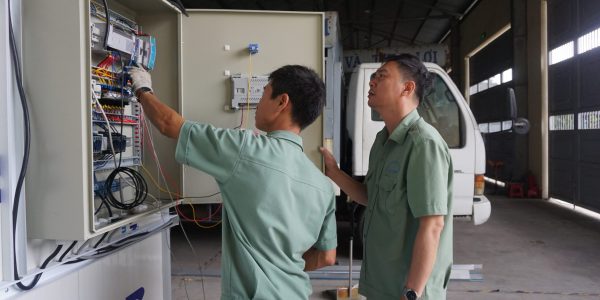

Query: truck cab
<box><xmin>346</xmin><ymin>62</ymin><xmax>491</xmax><ymax>225</ymax></box>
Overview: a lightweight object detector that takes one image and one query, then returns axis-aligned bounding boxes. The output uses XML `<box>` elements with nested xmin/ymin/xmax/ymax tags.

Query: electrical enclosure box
<box><xmin>230</xmin><ymin>74</ymin><xmax>269</xmax><ymax>109</ymax></box>
<box><xmin>22</xmin><ymin>0</ymin><xmax>324</xmax><ymax>240</ymax></box>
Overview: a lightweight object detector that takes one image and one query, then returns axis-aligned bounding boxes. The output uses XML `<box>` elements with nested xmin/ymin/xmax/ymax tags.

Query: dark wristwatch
<box><xmin>403</xmin><ymin>288</ymin><xmax>418</xmax><ymax>300</ymax></box>
<box><xmin>136</xmin><ymin>87</ymin><xmax>153</xmax><ymax>98</ymax></box>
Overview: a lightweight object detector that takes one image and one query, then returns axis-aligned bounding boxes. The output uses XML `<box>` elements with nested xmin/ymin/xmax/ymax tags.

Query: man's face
<box><xmin>254</xmin><ymin>81</ymin><xmax>277</xmax><ymax>131</ymax></box>
<box><xmin>368</xmin><ymin>61</ymin><xmax>407</xmax><ymax>111</ymax></box>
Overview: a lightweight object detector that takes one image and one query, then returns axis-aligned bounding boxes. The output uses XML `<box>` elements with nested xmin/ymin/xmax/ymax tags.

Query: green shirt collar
<box><xmin>267</xmin><ymin>130</ymin><xmax>304</xmax><ymax>151</ymax></box>
<box><xmin>388</xmin><ymin>109</ymin><xmax>421</xmax><ymax>143</ymax></box>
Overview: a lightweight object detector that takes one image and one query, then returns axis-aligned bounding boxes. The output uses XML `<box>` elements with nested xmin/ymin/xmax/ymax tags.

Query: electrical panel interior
<box><xmin>88</xmin><ymin>1</ymin><xmax>164</xmax><ymax>232</ymax></box>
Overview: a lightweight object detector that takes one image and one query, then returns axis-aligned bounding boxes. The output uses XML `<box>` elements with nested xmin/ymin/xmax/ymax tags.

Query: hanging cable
<box><xmin>101</xmin><ymin>0</ymin><xmax>110</xmax><ymax>50</ymax></box>
<box><xmin>7</xmin><ymin>0</ymin><xmax>44</xmax><ymax>290</ymax></box>
<box><xmin>14</xmin><ymin>245</ymin><xmax>63</xmax><ymax>291</ymax></box>
<box><xmin>104</xmin><ymin>167</ymin><xmax>148</xmax><ymax>210</ymax></box>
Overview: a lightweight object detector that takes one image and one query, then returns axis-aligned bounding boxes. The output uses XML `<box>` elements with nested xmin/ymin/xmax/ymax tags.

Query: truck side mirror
<box><xmin>507</xmin><ymin>87</ymin><xmax>517</xmax><ymax>120</ymax></box>
<box><xmin>507</xmin><ymin>87</ymin><xmax>530</xmax><ymax>134</ymax></box>
<box><xmin>513</xmin><ymin>118</ymin><xmax>530</xmax><ymax>134</ymax></box>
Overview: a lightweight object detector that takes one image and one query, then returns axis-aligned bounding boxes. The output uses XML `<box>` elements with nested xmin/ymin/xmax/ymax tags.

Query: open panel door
<box><xmin>179</xmin><ymin>10</ymin><xmax>325</xmax><ymax>203</ymax></box>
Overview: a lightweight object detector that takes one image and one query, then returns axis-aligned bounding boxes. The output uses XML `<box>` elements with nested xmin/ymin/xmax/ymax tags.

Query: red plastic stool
<box><xmin>527</xmin><ymin>173</ymin><xmax>540</xmax><ymax>198</ymax></box>
<box><xmin>508</xmin><ymin>183</ymin><xmax>524</xmax><ymax>198</ymax></box>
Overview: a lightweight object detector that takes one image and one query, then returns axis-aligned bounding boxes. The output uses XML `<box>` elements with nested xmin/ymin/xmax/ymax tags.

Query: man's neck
<box><xmin>381</xmin><ymin>103</ymin><xmax>417</xmax><ymax>134</ymax></box>
<box><xmin>265</xmin><ymin>122</ymin><xmax>301</xmax><ymax>135</ymax></box>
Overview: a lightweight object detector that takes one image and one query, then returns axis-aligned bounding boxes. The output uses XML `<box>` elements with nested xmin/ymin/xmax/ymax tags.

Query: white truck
<box><xmin>345</xmin><ymin>62</ymin><xmax>491</xmax><ymax>226</ymax></box>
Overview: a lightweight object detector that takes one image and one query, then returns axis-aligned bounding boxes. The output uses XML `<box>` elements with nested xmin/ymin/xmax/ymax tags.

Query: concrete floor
<box><xmin>170</xmin><ymin>196</ymin><xmax>600</xmax><ymax>299</ymax></box>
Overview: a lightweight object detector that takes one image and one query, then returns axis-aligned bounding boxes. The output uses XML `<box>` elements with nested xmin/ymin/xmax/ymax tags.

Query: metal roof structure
<box><xmin>180</xmin><ymin>0</ymin><xmax>480</xmax><ymax>49</ymax></box>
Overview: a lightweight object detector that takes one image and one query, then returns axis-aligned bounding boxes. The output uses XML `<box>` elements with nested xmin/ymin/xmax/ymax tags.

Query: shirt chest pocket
<box><xmin>378</xmin><ymin>174</ymin><xmax>406</xmax><ymax>213</ymax></box>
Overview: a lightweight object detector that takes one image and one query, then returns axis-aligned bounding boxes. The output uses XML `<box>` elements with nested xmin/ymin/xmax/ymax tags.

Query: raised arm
<box><xmin>129</xmin><ymin>66</ymin><xmax>184</xmax><ymax>139</ymax></box>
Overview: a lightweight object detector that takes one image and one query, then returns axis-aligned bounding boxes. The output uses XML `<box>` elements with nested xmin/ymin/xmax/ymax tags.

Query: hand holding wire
<box><xmin>127</xmin><ymin>64</ymin><xmax>153</xmax><ymax>95</ymax></box>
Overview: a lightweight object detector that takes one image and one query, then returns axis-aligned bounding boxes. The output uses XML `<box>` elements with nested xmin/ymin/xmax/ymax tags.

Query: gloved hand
<box><xmin>128</xmin><ymin>65</ymin><xmax>153</xmax><ymax>95</ymax></box>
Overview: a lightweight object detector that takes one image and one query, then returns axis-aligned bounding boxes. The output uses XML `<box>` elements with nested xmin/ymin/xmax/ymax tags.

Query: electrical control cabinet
<box><xmin>22</xmin><ymin>0</ymin><xmax>183</xmax><ymax>241</ymax></box>
<box><xmin>22</xmin><ymin>0</ymin><xmax>324</xmax><ymax>240</ymax></box>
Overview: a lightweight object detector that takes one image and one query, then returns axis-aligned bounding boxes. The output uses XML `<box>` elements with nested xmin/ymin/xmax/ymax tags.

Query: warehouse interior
<box><xmin>1</xmin><ymin>0</ymin><xmax>600</xmax><ymax>299</ymax></box>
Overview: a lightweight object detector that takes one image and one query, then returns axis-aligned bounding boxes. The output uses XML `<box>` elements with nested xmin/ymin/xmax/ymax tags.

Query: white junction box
<box><xmin>230</xmin><ymin>74</ymin><xmax>269</xmax><ymax>109</ymax></box>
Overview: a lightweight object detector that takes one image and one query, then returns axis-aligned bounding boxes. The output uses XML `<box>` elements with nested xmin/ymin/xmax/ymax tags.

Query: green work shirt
<box><xmin>175</xmin><ymin>121</ymin><xmax>337</xmax><ymax>300</ymax></box>
<box><xmin>359</xmin><ymin>109</ymin><xmax>453</xmax><ymax>299</ymax></box>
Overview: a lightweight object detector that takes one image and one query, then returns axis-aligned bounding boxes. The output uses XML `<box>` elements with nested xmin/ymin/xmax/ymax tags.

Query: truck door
<box><xmin>419</xmin><ymin>70</ymin><xmax>477</xmax><ymax>216</ymax></box>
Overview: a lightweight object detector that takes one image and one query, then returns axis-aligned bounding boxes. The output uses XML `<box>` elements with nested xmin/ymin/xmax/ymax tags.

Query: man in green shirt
<box><xmin>321</xmin><ymin>54</ymin><xmax>453</xmax><ymax>299</ymax></box>
<box><xmin>129</xmin><ymin>65</ymin><xmax>337</xmax><ymax>299</ymax></box>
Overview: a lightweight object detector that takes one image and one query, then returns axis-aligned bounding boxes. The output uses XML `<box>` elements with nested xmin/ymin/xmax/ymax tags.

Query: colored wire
<box><xmin>141</xmin><ymin>111</ymin><xmax>221</xmax><ymax>227</ymax></box>
<box><xmin>139</xmin><ymin>164</ymin><xmax>222</xmax><ymax>223</ymax></box>
<box><xmin>246</xmin><ymin>53</ymin><xmax>252</xmax><ymax>128</ymax></box>
<box><xmin>140</xmin><ymin>116</ymin><xmax>222</xmax><ymax>226</ymax></box>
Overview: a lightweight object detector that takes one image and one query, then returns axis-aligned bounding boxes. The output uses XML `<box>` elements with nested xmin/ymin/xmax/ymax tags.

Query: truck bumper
<box><xmin>473</xmin><ymin>195</ymin><xmax>491</xmax><ymax>225</ymax></box>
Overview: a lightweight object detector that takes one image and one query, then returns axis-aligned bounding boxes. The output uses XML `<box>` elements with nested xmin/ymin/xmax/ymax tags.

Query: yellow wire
<box><xmin>245</xmin><ymin>53</ymin><xmax>253</xmax><ymax>129</ymax></box>
<box><xmin>140</xmin><ymin>165</ymin><xmax>181</xmax><ymax>198</ymax></box>
<box><xmin>191</xmin><ymin>207</ymin><xmax>222</xmax><ymax>229</ymax></box>
<box><xmin>140</xmin><ymin>165</ymin><xmax>222</xmax><ymax>229</ymax></box>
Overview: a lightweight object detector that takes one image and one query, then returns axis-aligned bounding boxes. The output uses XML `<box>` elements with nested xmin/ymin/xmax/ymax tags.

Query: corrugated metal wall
<box><xmin>548</xmin><ymin>0</ymin><xmax>600</xmax><ymax>212</ymax></box>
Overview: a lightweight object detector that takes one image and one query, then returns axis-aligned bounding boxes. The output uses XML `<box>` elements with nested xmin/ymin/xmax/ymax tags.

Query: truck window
<box><xmin>370</xmin><ymin>73</ymin><xmax>462</xmax><ymax>148</ymax></box>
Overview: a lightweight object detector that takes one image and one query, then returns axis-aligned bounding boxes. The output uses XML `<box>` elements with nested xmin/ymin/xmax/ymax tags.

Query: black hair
<box><xmin>384</xmin><ymin>53</ymin><xmax>433</xmax><ymax>101</ymax></box>
<box><xmin>268</xmin><ymin>65</ymin><xmax>325</xmax><ymax>130</ymax></box>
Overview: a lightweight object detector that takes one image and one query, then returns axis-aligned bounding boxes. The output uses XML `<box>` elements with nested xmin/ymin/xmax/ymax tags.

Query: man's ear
<box><xmin>277</xmin><ymin>93</ymin><xmax>291</xmax><ymax>113</ymax></box>
<box><xmin>402</xmin><ymin>81</ymin><xmax>416</xmax><ymax>96</ymax></box>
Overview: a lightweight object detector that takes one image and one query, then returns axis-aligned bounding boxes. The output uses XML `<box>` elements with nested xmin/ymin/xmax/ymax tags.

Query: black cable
<box><xmin>7</xmin><ymin>0</ymin><xmax>39</xmax><ymax>290</ymax></box>
<box><xmin>104</xmin><ymin>167</ymin><xmax>148</xmax><ymax>210</ymax></box>
<box><xmin>93</xmin><ymin>233</ymin><xmax>108</xmax><ymax>248</ymax></box>
<box><xmin>64</xmin><ymin>258</ymin><xmax>86</xmax><ymax>265</ymax></box>
<box><xmin>58</xmin><ymin>242</ymin><xmax>78</xmax><ymax>263</ymax></box>
<box><xmin>94</xmin><ymin>199</ymin><xmax>105</xmax><ymax>215</ymax></box>
<box><xmin>95</xmin><ymin>193</ymin><xmax>113</xmax><ymax>217</ymax></box>
<box><xmin>64</xmin><ymin>220</ymin><xmax>173</xmax><ymax>265</ymax></box>
<box><xmin>15</xmin><ymin>245</ymin><xmax>63</xmax><ymax>291</ymax></box>
<box><xmin>101</xmin><ymin>0</ymin><xmax>110</xmax><ymax>50</ymax></box>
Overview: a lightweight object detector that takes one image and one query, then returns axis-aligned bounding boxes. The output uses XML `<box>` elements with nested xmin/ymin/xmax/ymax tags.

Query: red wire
<box><xmin>142</xmin><ymin>115</ymin><xmax>222</xmax><ymax>222</ymax></box>
<box><xmin>175</xmin><ymin>203</ymin><xmax>222</xmax><ymax>222</ymax></box>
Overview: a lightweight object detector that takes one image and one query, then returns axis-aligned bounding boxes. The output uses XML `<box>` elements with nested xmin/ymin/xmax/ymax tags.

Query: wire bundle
<box><xmin>104</xmin><ymin>167</ymin><xmax>148</xmax><ymax>210</ymax></box>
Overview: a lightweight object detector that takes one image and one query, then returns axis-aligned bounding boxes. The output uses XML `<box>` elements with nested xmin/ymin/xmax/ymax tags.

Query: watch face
<box><xmin>405</xmin><ymin>290</ymin><xmax>418</xmax><ymax>300</ymax></box>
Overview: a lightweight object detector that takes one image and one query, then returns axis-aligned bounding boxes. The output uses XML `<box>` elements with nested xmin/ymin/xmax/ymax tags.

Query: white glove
<box><xmin>128</xmin><ymin>65</ymin><xmax>153</xmax><ymax>94</ymax></box>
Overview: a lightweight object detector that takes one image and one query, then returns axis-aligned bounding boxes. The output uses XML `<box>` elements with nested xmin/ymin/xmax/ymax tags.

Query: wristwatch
<box><xmin>403</xmin><ymin>288</ymin><xmax>418</xmax><ymax>300</ymax></box>
<box><xmin>136</xmin><ymin>87</ymin><xmax>153</xmax><ymax>98</ymax></box>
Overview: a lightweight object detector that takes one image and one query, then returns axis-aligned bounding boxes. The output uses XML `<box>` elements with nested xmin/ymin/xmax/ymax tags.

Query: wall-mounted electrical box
<box><xmin>22</xmin><ymin>0</ymin><xmax>324</xmax><ymax>240</ymax></box>
<box><xmin>230</xmin><ymin>74</ymin><xmax>269</xmax><ymax>109</ymax></box>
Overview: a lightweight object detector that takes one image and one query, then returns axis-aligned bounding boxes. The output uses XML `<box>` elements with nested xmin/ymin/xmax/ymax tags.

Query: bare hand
<box><xmin>319</xmin><ymin>147</ymin><xmax>339</xmax><ymax>177</ymax></box>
